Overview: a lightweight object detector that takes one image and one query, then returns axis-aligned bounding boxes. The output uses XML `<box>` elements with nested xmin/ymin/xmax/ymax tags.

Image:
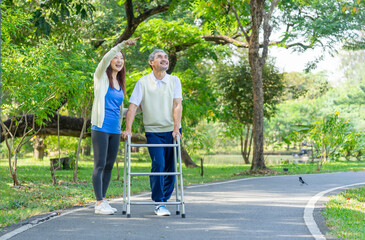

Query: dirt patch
<box><xmin>234</xmin><ymin>168</ymin><xmax>283</xmax><ymax>176</ymax></box>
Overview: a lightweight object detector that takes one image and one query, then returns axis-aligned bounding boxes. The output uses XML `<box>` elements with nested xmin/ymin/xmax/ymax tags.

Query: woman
<box><xmin>91</xmin><ymin>37</ymin><xmax>139</xmax><ymax>215</ymax></box>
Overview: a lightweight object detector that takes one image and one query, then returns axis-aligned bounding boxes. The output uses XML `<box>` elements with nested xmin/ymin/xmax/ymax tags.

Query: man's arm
<box><xmin>122</xmin><ymin>103</ymin><xmax>138</xmax><ymax>140</ymax></box>
<box><xmin>172</xmin><ymin>98</ymin><xmax>183</xmax><ymax>140</ymax></box>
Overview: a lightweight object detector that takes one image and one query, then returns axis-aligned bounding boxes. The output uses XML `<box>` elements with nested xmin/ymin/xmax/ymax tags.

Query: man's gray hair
<box><xmin>148</xmin><ymin>49</ymin><xmax>167</xmax><ymax>61</ymax></box>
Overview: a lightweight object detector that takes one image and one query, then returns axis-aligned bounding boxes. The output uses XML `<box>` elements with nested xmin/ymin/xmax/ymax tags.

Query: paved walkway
<box><xmin>1</xmin><ymin>172</ymin><xmax>365</xmax><ymax>240</ymax></box>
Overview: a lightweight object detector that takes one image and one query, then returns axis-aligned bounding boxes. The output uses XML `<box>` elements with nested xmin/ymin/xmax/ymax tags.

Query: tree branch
<box><xmin>261</xmin><ymin>0</ymin><xmax>280</xmax><ymax>66</ymax></box>
<box><xmin>124</xmin><ymin>0</ymin><xmax>135</xmax><ymax>26</ymax></box>
<box><xmin>266</xmin><ymin>0</ymin><xmax>279</xmax><ymax>23</ymax></box>
<box><xmin>202</xmin><ymin>34</ymin><xmax>249</xmax><ymax>47</ymax></box>
<box><xmin>134</xmin><ymin>4</ymin><xmax>169</xmax><ymax>25</ymax></box>
<box><xmin>114</xmin><ymin>1</ymin><xmax>170</xmax><ymax>45</ymax></box>
<box><xmin>231</xmin><ymin>6</ymin><xmax>250</xmax><ymax>42</ymax></box>
<box><xmin>167</xmin><ymin>42</ymin><xmax>198</xmax><ymax>73</ymax></box>
<box><xmin>285</xmin><ymin>42</ymin><xmax>314</xmax><ymax>50</ymax></box>
<box><xmin>202</xmin><ymin>34</ymin><xmax>282</xmax><ymax>48</ymax></box>
<box><xmin>1</xmin><ymin>114</ymin><xmax>198</xmax><ymax>167</ymax></box>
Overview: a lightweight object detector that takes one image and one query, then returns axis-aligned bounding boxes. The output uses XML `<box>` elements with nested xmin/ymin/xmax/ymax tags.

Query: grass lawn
<box><xmin>322</xmin><ymin>187</ymin><xmax>365</xmax><ymax>240</ymax></box>
<box><xmin>1</xmin><ymin>153</ymin><xmax>364</xmax><ymax>232</ymax></box>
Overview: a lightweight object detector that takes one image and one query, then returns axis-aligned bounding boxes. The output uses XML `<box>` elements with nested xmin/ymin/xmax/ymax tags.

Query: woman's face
<box><xmin>110</xmin><ymin>52</ymin><xmax>124</xmax><ymax>72</ymax></box>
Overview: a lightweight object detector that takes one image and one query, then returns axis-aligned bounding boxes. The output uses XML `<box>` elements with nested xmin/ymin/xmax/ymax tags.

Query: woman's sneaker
<box><xmin>95</xmin><ymin>201</ymin><xmax>114</xmax><ymax>215</ymax></box>
<box><xmin>154</xmin><ymin>205</ymin><xmax>171</xmax><ymax>216</ymax></box>
<box><xmin>103</xmin><ymin>200</ymin><xmax>117</xmax><ymax>213</ymax></box>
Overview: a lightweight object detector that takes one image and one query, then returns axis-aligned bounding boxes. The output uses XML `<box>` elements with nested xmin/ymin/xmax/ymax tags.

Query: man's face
<box><xmin>149</xmin><ymin>52</ymin><xmax>169</xmax><ymax>71</ymax></box>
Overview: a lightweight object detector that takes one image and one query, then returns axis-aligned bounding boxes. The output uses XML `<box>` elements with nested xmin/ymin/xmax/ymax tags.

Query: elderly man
<box><xmin>122</xmin><ymin>49</ymin><xmax>183</xmax><ymax>216</ymax></box>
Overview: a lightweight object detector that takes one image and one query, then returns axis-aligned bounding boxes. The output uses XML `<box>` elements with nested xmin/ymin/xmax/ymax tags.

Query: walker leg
<box><xmin>127</xmin><ymin>136</ymin><xmax>132</xmax><ymax>218</ymax></box>
<box><xmin>122</xmin><ymin>141</ymin><xmax>127</xmax><ymax>215</ymax></box>
<box><xmin>174</xmin><ymin>142</ymin><xmax>180</xmax><ymax>215</ymax></box>
<box><xmin>177</xmin><ymin>136</ymin><xmax>186</xmax><ymax>218</ymax></box>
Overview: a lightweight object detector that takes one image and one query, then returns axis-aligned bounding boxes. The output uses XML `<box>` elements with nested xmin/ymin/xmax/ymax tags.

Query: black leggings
<box><xmin>92</xmin><ymin>130</ymin><xmax>120</xmax><ymax>201</ymax></box>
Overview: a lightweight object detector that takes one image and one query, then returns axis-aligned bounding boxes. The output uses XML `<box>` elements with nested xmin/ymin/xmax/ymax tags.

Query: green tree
<box><xmin>189</xmin><ymin>0</ymin><xmax>364</xmax><ymax>170</ymax></box>
<box><xmin>214</xmin><ymin>57</ymin><xmax>284</xmax><ymax>163</ymax></box>
<box><xmin>63</xmin><ymin>44</ymin><xmax>96</xmax><ymax>183</ymax></box>
<box><xmin>265</xmin><ymin>71</ymin><xmax>331</xmax><ymax>150</ymax></box>
<box><xmin>1</xmin><ymin>5</ymin><xmax>97</xmax><ymax>185</ymax></box>
<box><xmin>341</xmin><ymin>130</ymin><xmax>365</xmax><ymax>161</ymax></box>
<box><xmin>309</xmin><ymin>112</ymin><xmax>350</xmax><ymax>163</ymax></box>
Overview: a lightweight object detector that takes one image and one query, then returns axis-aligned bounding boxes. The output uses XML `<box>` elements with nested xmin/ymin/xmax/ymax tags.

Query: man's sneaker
<box><xmin>103</xmin><ymin>200</ymin><xmax>117</xmax><ymax>213</ymax></box>
<box><xmin>95</xmin><ymin>201</ymin><xmax>114</xmax><ymax>215</ymax></box>
<box><xmin>154</xmin><ymin>205</ymin><xmax>171</xmax><ymax>216</ymax></box>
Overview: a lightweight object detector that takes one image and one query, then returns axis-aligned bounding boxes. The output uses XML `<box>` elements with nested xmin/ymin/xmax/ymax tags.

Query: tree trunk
<box><xmin>180</xmin><ymin>145</ymin><xmax>198</xmax><ymax>168</ymax></box>
<box><xmin>240</xmin><ymin>129</ymin><xmax>245</xmax><ymax>162</ymax></box>
<box><xmin>33</xmin><ymin>136</ymin><xmax>46</xmax><ymax>161</ymax></box>
<box><xmin>248</xmin><ymin>127</ymin><xmax>253</xmax><ymax>158</ymax></box>
<box><xmin>10</xmin><ymin>159</ymin><xmax>19</xmax><ymax>186</ymax></box>
<box><xmin>74</xmin><ymin>115</ymin><xmax>88</xmax><ymax>182</ymax></box>
<box><xmin>2</xmin><ymin>116</ymin><xmax>41</xmax><ymax>186</ymax></box>
<box><xmin>241</xmin><ymin>125</ymin><xmax>251</xmax><ymax>164</ymax></box>
<box><xmin>7</xmin><ymin>147</ymin><xmax>19</xmax><ymax>186</ymax></box>
<box><xmin>249</xmin><ymin>0</ymin><xmax>266</xmax><ymax>171</ymax></box>
<box><xmin>167</xmin><ymin>51</ymin><xmax>177</xmax><ymax>74</ymax></box>
<box><xmin>53</xmin><ymin>112</ymin><xmax>61</xmax><ymax>185</ymax></box>
<box><xmin>3</xmin><ymin>120</ymin><xmax>20</xmax><ymax>186</ymax></box>
<box><xmin>81</xmin><ymin>143</ymin><xmax>91</xmax><ymax>156</ymax></box>
<box><xmin>1</xmin><ymin>114</ymin><xmax>198</xmax><ymax>168</ymax></box>
<box><xmin>324</xmin><ymin>147</ymin><xmax>327</xmax><ymax>162</ymax></box>
<box><xmin>10</xmin><ymin>143</ymin><xmax>20</xmax><ymax>186</ymax></box>
<box><xmin>50</xmin><ymin>160</ymin><xmax>57</xmax><ymax>185</ymax></box>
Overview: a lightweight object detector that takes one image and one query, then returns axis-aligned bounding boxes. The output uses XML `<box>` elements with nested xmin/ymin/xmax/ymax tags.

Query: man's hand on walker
<box><xmin>172</xmin><ymin>130</ymin><xmax>181</xmax><ymax>140</ymax></box>
<box><xmin>122</xmin><ymin>131</ymin><xmax>132</xmax><ymax>140</ymax></box>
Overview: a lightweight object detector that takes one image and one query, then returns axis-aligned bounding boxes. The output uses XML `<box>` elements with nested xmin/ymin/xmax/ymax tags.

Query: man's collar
<box><xmin>151</xmin><ymin>72</ymin><xmax>169</xmax><ymax>83</ymax></box>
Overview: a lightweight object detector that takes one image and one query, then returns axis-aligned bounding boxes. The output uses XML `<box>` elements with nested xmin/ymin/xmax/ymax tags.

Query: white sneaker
<box><xmin>103</xmin><ymin>200</ymin><xmax>117</xmax><ymax>213</ymax></box>
<box><xmin>154</xmin><ymin>205</ymin><xmax>171</xmax><ymax>216</ymax></box>
<box><xmin>95</xmin><ymin>201</ymin><xmax>114</xmax><ymax>215</ymax></box>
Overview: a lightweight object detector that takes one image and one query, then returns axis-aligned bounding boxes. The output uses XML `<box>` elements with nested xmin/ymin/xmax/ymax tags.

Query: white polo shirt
<box><xmin>129</xmin><ymin>72</ymin><xmax>183</xmax><ymax>106</ymax></box>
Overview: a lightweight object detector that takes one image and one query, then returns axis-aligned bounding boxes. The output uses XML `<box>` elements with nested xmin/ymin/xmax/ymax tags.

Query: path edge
<box><xmin>304</xmin><ymin>182</ymin><xmax>365</xmax><ymax>240</ymax></box>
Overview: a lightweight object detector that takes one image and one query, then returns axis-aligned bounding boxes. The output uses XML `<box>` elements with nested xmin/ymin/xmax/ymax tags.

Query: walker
<box><xmin>122</xmin><ymin>135</ymin><xmax>186</xmax><ymax>218</ymax></box>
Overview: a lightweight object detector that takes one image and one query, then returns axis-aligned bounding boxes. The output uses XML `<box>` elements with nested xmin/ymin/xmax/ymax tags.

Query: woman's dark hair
<box><xmin>106</xmin><ymin>52</ymin><xmax>126</xmax><ymax>96</ymax></box>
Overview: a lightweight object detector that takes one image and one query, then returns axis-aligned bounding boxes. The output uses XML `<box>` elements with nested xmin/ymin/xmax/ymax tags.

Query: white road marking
<box><xmin>303</xmin><ymin>182</ymin><xmax>365</xmax><ymax>240</ymax></box>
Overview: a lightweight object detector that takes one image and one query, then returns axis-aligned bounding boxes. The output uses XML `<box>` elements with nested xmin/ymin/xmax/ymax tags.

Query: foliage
<box><xmin>63</xmin><ymin>44</ymin><xmax>96</xmax><ymax>118</ymax></box>
<box><xmin>213</xmin><ymin>55</ymin><xmax>285</xmax><ymax>138</ymax></box>
<box><xmin>44</xmin><ymin>136</ymin><xmax>79</xmax><ymax>156</ymax></box>
<box><xmin>4</xmin><ymin>0</ymin><xmax>95</xmax><ymax>37</ymax></box>
<box><xmin>176</xmin><ymin>68</ymin><xmax>217</xmax><ymax>152</ymax></box>
<box><xmin>191</xmin><ymin>0</ymin><xmax>250</xmax><ymax>36</ymax></box>
<box><xmin>0</xmin><ymin>2</ymin><xmax>34</xmax><ymax>46</ymax></box>
<box><xmin>1</xmin><ymin>5</ymin><xmax>98</xmax><ymax>185</ymax></box>
<box><xmin>190</xmin><ymin>0</ymin><xmax>365</xmax><ymax>54</ymax></box>
<box><xmin>309</xmin><ymin>112</ymin><xmax>351</xmax><ymax>161</ymax></box>
<box><xmin>344</xmin><ymin>33</ymin><xmax>365</xmax><ymax>50</ymax></box>
<box><xmin>137</xmin><ymin>19</ymin><xmax>205</xmax><ymax>54</ymax></box>
<box><xmin>265</xmin><ymin>70</ymin><xmax>336</xmax><ymax>150</ymax></box>
<box><xmin>282</xmin><ymin>72</ymin><xmax>329</xmax><ymax>100</ymax></box>
<box><xmin>341</xmin><ymin>131</ymin><xmax>365</xmax><ymax>161</ymax></box>
<box><xmin>2</xmin><ymin>39</ymin><xmax>93</xmax><ymax>124</ymax></box>
<box><xmin>284</xmin><ymin>112</ymin><xmax>364</xmax><ymax>163</ymax></box>
<box><xmin>278</xmin><ymin>0</ymin><xmax>365</xmax><ymax>52</ymax></box>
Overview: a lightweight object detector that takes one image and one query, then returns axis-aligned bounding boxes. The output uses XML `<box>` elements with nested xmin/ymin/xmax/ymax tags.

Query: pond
<box><xmin>202</xmin><ymin>154</ymin><xmax>304</xmax><ymax>165</ymax></box>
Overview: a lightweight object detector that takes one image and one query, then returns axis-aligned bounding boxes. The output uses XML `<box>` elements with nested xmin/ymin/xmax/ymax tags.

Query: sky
<box><xmin>269</xmin><ymin>46</ymin><xmax>344</xmax><ymax>86</ymax></box>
